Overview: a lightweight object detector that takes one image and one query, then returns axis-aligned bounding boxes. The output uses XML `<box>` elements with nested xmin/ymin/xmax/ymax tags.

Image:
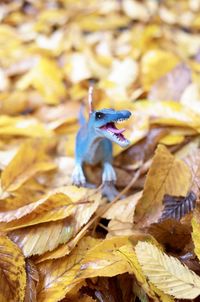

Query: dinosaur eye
<box><xmin>95</xmin><ymin>112</ymin><xmax>104</xmax><ymax>119</ymax></box>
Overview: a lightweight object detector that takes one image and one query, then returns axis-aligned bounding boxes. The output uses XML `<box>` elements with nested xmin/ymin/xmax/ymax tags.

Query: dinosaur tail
<box><xmin>79</xmin><ymin>104</ymin><xmax>86</xmax><ymax>126</ymax></box>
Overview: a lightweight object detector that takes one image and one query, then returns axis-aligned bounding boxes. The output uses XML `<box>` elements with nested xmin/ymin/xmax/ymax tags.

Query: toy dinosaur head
<box><xmin>88</xmin><ymin>108</ymin><xmax>131</xmax><ymax>147</ymax></box>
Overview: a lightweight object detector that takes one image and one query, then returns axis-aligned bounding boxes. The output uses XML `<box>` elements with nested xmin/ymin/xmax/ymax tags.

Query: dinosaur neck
<box><xmin>86</xmin><ymin>128</ymin><xmax>103</xmax><ymax>156</ymax></box>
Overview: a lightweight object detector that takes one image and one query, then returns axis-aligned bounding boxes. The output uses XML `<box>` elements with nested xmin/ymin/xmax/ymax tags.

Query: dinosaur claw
<box><xmin>102</xmin><ymin>181</ymin><xmax>122</xmax><ymax>202</ymax></box>
<box><xmin>72</xmin><ymin>164</ymin><xmax>86</xmax><ymax>187</ymax></box>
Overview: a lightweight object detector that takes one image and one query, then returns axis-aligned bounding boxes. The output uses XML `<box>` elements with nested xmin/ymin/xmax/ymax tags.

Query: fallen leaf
<box><xmin>0</xmin><ymin>192</ymin><xmax>74</xmax><ymax>230</ymax></box>
<box><xmin>0</xmin><ymin>235</ymin><xmax>26</xmax><ymax>302</ymax></box>
<box><xmin>0</xmin><ymin>116</ymin><xmax>53</xmax><ymax>138</ymax></box>
<box><xmin>122</xmin><ymin>0</ymin><xmax>150</xmax><ymax>21</ymax></box>
<box><xmin>159</xmin><ymin>133</ymin><xmax>185</xmax><ymax>145</ymax></box>
<box><xmin>184</xmin><ymin>148</ymin><xmax>200</xmax><ymax>196</ymax></box>
<box><xmin>9</xmin><ymin>218</ymin><xmax>74</xmax><ymax>257</ymax></box>
<box><xmin>192</xmin><ymin>209</ymin><xmax>200</xmax><ymax>261</ymax></box>
<box><xmin>17</xmin><ymin>56</ymin><xmax>66</xmax><ymax>105</ymax></box>
<box><xmin>147</xmin><ymin>219</ymin><xmax>191</xmax><ymax>251</ymax></box>
<box><xmin>8</xmin><ymin>186</ymin><xmax>101</xmax><ymax>256</ymax></box>
<box><xmin>37</xmin><ymin>237</ymin><xmax>101</xmax><ymax>302</ymax></box>
<box><xmin>102</xmin><ymin>192</ymin><xmax>142</xmax><ymax>237</ymax></box>
<box><xmin>135</xmin><ymin>241</ymin><xmax>200</xmax><ymax>299</ymax></box>
<box><xmin>132</xmin><ymin>100</ymin><xmax>200</xmax><ymax>130</ymax></box>
<box><xmin>134</xmin><ymin>144</ymin><xmax>191</xmax><ymax>227</ymax></box>
<box><xmin>103</xmin><ymin>191</ymin><xmax>142</xmax><ymax>223</ymax></box>
<box><xmin>118</xmin><ymin>244</ymin><xmax>173</xmax><ymax>302</ymax></box>
<box><xmin>34</xmin><ymin>187</ymin><xmax>102</xmax><ymax>262</ymax></box>
<box><xmin>24</xmin><ymin>260</ymin><xmax>39</xmax><ymax>302</ymax></box>
<box><xmin>181</xmin><ymin>82</ymin><xmax>200</xmax><ymax>115</ymax></box>
<box><xmin>148</xmin><ymin>63</ymin><xmax>192</xmax><ymax>101</ymax></box>
<box><xmin>159</xmin><ymin>191</ymin><xmax>197</xmax><ymax>221</ymax></box>
<box><xmin>1</xmin><ymin>138</ymin><xmax>56</xmax><ymax>192</ymax></box>
<box><xmin>141</xmin><ymin>49</ymin><xmax>180</xmax><ymax>90</ymax></box>
<box><xmin>101</xmin><ymin>57</ymin><xmax>138</xmax><ymax>100</ymax></box>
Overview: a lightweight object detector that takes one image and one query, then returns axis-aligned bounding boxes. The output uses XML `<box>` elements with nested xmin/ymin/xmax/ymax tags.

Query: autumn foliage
<box><xmin>1</xmin><ymin>0</ymin><xmax>200</xmax><ymax>301</ymax></box>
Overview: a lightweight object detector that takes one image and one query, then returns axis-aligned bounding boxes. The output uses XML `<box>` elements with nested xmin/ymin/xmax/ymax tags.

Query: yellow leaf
<box><xmin>141</xmin><ymin>49</ymin><xmax>179</xmax><ymax>90</ymax></box>
<box><xmin>159</xmin><ymin>134</ymin><xmax>185</xmax><ymax>145</ymax></box>
<box><xmin>35</xmin><ymin>9</ymin><xmax>67</xmax><ymax>33</ymax></box>
<box><xmin>118</xmin><ymin>245</ymin><xmax>173</xmax><ymax>302</ymax></box>
<box><xmin>65</xmin><ymin>52</ymin><xmax>92</xmax><ymax>83</ymax></box>
<box><xmin>9</xmin><ymin>219</ymin><xmax>74</xmax><ymax>257</ymax></box>
<box><xmin>77</xmin><ymin>13</ymin><xmax>129</xmax><ymax>32</ymax></box>
<box><xmin>103</xmin><ymin>191</ymin><xmax>142</xmax><ymax>222</ymax></box>
<box><xmin>101</xmin><ymin>57</ymin><xmax>138</xmax><ymax>100</ymax></box>
<box><xmin>135</xmin><ymin>144</ymin><xmax>191</xmax><ymax>227</ymax></box>
<box><xmin>0</xmin><ymin>192</ymin><xmax>74</xmax><ymax>231</ymax></box>
<box><xmin>181</xmin><ymin>83</ymin><xmax>200</xmax><ymax>115</ymax></box>
<box><xmin>0</xmin><ymin>115</ymin><xmax>53</xmax><ymax>138</ymax></box>
<box><xmin>37</xmin><ymin>237</ymin><xmax>101</xmax><ymax>302</ymax></box>
<box><xmin>0</xmin><ymin>235</ymin><xmax>26</xmax><ymax>302</ymax></box>
<box><xmin>8</xmin><ymin>187</ymin><xmax>101</xmax><ymax>257</ymax></box>
<box><xmin>17</xmin><ymin>56</ymin><xmax>66</xmax><ymax>105</ymax></box>
<box><xmin>1</xmin><ymin>139</ymin><xmax>56</xmax><ymax>192</ymax></box>
<box><xmin>35</xmin><ymin>224</ymin><xmax>86</xmax><ymax>262</ymax></box>
<box><xmin>135</xmin><ymin>241</ymin><xmax>200</xmax><ymax>299</ymax></box>
<box><xmin>192</xmin><ymin>209</ymin><xmax>200</xmax><ymax>261</ymax></box>
<box><xmin>78</xmin><ymin>236</ymin><xmax>132</xmax><ymax>279</ymax></box>
<box><xmin>34</xmin><ymin>187</ymin><xmax>102</xmax><ymax>262</ymax></box>
<box><xmin>132</xmin><ymin>100</ymin><xmax>200</xmax><ymax>130</ymax></box>
<box><xmin>103</xmin><ymin>192</ymin><xmax>142</xmax><ymax>237</ymax></box>
<box><xmin>37</xmin><ymin>237</ymin><xmax>133</xmax><ymax>302</ymax></box>
<box><xmin>122</xmin><ymin>0</ymin><xmax>150</xmax><ymax>21</ymax></box>
<box><xmin>0</xmin><ymin>91</ymin><xmax>27</xmax><ymax>115</ymax></box>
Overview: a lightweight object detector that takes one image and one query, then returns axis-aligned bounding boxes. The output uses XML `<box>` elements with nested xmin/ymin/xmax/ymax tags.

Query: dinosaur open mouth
<box><xmin>100</xmin><ymin>122</ymin><xmax>126</xmax><ymax>141</ymax></box>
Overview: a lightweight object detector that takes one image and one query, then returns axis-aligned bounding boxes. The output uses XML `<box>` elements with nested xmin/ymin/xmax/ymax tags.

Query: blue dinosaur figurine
<box><xmin>72</xmin><ymin>85</ymin><xmax>131</xmax><ymax>200</ymax></box>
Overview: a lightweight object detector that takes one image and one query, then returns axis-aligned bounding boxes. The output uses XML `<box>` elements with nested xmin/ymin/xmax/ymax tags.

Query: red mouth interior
<box><xmin>100</xmin><ymin>122</ymin><xmax>126</xmax><ymax>140</ymax></box>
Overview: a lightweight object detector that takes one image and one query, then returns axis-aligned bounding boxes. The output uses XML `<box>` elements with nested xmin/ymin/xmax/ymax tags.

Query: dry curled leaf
<box><xmin>160</xmin><ymin>191</ymin><xmax>197</xmax><ymax>221</ymax></box>
<box><xmin>25</xmin><ymin>260</ymin><xmax>39</xmax><ymax>302</ymax></box>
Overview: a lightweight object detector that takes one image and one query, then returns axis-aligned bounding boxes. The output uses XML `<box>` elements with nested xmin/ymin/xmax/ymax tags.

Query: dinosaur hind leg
<box><xmin>72</xmin><ymin>163</ymin><xmax>86</xmax><ymax>187</ymax></box>
<box><xmin>102</xmin><ymin>162</ymin><xmax>120</xmax><ymax>201</ymax></box>
<box><xmin>102</xmin><ymin>162</ymin><xmax>116</xmax><ymax>183</ymax></box>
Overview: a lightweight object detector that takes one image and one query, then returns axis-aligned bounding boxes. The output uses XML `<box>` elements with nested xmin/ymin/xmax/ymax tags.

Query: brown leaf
<box><xmin>148</xmin><ymin>63</ymin><xmax>192</xmax><ymax>101</ymax></box>
<box><xmin>147</xmin><ymin>219</ymin><xmax>191</xmax><ymax>251</ymax></box>
<box><xmin>0</xmin><ymin>235</ymin><xmax>26</xmax><ymax>302</ymax></box>
<box><xmin>25</xmin><ymin>260</ymin><xmax>39</xmax><ymax>302</ymax></box>
<box><xmin>160</xmin><ymin>191</ymin><xmax>197</xmax><ymax>221</ymax></box>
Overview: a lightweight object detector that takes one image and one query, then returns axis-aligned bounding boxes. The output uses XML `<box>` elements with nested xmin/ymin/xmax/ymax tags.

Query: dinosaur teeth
<box><xmin>116</xmin><ymin>117</ymin><xmax>129</xmax><ymax>123</ymax></box>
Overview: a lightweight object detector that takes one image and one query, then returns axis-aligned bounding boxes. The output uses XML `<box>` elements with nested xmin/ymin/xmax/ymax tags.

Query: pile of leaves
<box><xmin>1</xmin><ymin>0</ymin><xmax>200</xmax><ymax>301</ymax></box>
